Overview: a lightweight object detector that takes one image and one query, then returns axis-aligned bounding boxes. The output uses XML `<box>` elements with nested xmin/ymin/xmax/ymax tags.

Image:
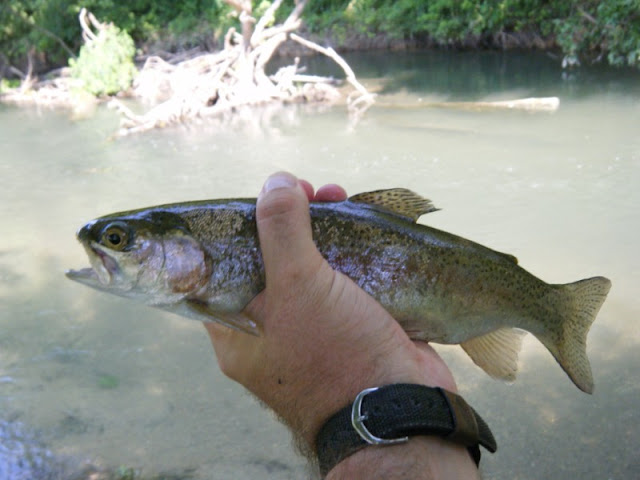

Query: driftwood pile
<box><xmin>110</xmin><ymin>0</ymin><xmax>375</xmax><ymax>136</ymax></box>
<box><xmin>0</xmin><ymin>1</ymin><xmax>375</xmax><ymax>135</ymax></box>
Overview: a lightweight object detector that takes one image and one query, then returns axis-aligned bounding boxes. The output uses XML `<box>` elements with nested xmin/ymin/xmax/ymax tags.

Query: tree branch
<box><xmin>284</xmin><ymin>0</ymin><xmax>308</xmax><ymax>26</ymax></box>
<box><xmin>251</xmin><ymin>0</ymin><xmax>285</xmax><ymax>46</ymax></box>
<box><xmin>79</xmin><ymin>8</ymin><xmax>99</xmax><ymax>42</ymax></box>
<box><xmin>289</xmin><ymin>33</ymin><xmax>376</xmax><ymax>109</ymax></box>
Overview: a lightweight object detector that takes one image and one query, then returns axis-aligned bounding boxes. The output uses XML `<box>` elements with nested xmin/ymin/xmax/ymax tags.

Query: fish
<box><xmin>66</xmin><ymin>189</ymin><xmax>611</xmax><ymax>393</ymax></box>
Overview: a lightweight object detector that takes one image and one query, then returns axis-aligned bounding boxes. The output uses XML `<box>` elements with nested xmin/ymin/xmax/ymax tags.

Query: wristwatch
<box><xmin>315</xmin><ymin>384</ymin><xmax>497</xmax><ymax>476</ymax></box>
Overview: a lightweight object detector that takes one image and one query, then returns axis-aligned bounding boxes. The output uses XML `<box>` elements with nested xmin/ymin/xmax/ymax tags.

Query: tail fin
<box><xmin>535</xmin><ymin>276</ymin><xmax>611</xmax><ymax>394</ymax></box>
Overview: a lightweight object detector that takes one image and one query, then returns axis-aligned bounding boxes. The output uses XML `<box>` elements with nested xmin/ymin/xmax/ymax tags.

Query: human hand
<box><xmin>204</xmin><ymin>172</ymin><xmax>458</xmax><ymax>448</ymax></box>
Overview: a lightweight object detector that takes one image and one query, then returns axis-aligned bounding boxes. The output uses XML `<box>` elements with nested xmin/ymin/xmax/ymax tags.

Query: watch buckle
<box><xmin>350</xmin><ymin>387</ymin><xmax>409</xmax><ymax>445</ymax></box>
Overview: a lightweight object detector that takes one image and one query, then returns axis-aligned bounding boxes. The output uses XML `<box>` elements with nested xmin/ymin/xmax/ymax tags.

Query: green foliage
<box><xmin>554</xmin><ymin>0</ymin><xmax>640</xmax><ymax>67</ymax></box>
<box><xmin>303</xmin><ymin>0</ymin><xmax>639</xmax><ymax>68</ymax></box>
<box><xmin>97</xmin><ymin>373</ymin><xmax>120</xmax><ymax>389</ymax></box>
<box><xmin>0</xmin><ymin>1</ymin><xmax>42</xmax><ymax>65</ymax></box>
<box><xmin>0</xmin><ymin>78</ymin><xmax>21</xmax><ymax>92</ymax></box>
<box><xmin>1</xmin><ymin>0</ymin><xmax>639</xmax><ymax>73</ymax></box>
<box><xmin>321</xmin><ymin>0</ymin><xmax>566</xmax><ymax>43</ymax></box>
<box><xmin>0</xmin><ymin>0</ymin><xmax>232</xmax><ymax>70</ymax></box>
<box><xmin>69</xmin><ymin>24</ymin><xmax>137</xmax><ymax>96</ymax></box>
<box><xmin>114</xmin><ymin>466</ymin><xmax>139</xmax><ymax>480</ymax></box>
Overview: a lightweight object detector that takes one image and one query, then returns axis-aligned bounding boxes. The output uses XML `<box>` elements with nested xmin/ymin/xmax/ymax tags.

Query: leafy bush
<box><xmin>0</xmin><ymin>78</ymin><xmax>21</xmax><ymax>92</ymax></box>
<box><xmin>69</xmin><ymin>23</ymin><xmax>137</xmax><ymax>96</ymax></box>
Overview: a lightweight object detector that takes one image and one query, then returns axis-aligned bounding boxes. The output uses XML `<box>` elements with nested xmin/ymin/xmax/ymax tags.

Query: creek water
<box><xmin>0</xmin><ymin>51</ymin><xmax>638</xmax><ymax>479</ymax></box>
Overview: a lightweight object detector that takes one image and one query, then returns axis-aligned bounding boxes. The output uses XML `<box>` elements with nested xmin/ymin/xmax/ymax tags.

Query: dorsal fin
<box><xmin>494</xmin><ymin>249</ymin><xmax>519</xmax><ymax>264</ymax></box>
<box><xmin>348</xmin><ymin>188</ymin><xmax>439</xmax><ymax>222</ymax></box>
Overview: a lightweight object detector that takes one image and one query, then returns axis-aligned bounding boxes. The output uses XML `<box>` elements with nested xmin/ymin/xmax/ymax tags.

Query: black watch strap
<box><xmin>315</xmin><ymin>384</ymin><xmax>497</xmax><ymax>477</ymax></box>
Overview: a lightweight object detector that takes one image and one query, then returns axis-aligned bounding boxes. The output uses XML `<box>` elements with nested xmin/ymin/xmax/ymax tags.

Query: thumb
<box><xmin>256</xmin><ymin>172</ymin><xmax>325</xmax><ymax>286</ymax></box>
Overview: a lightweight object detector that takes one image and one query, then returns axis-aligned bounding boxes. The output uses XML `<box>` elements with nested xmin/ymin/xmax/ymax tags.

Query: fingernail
<box><xmin>262</xmin><ymin>172</ymin><xmax>297</xmax><ymax>193</ymax></box>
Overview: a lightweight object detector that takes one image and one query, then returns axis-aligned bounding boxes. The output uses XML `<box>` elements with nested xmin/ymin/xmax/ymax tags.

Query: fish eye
<box><xmin>101</xmin><ymin>222</ymin><xmax>130</xmax><ymax>251</ymax></box>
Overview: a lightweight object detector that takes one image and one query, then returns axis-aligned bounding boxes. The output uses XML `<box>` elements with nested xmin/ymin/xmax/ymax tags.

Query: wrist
<box><xmin>326</xmin><ymin>436</ymin><xmax>480</xmax><ymax>480</ymax></box>
<box><xmin>314</xmin><ymin>383</ymin><xmax>496</xmax><ymax>477</ymax></box>
<box><xmin>292</xmin><ymin>343</ymin><xmax>439</xmax><ymax>448</ymax></box>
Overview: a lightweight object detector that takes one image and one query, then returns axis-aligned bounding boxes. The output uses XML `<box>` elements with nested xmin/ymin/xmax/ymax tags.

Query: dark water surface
<box><xmin>1</xmin><ymin>51</ymin><xmax>639</xmax><ymax>479</ymax></box>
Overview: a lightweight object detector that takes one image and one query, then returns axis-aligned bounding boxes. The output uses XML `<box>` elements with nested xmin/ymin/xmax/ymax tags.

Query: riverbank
<box><xmin>0</xmin><ymin>26</ymin><xmax>559</xmax><ymax>84</ymax></box>
<box><xmin>0</xmin><ymin>20</ymin><xmax>560</xmax><ymax>112</ymax></box>
<box><xmin>2</xmin><ymin>0</ymin><xmax>639</xmax><ymax>83</ymax></box>
<box><xmin>1</xmin><ymin>0</ymin><xmax>636</xmax><ymax>137</ymax></box>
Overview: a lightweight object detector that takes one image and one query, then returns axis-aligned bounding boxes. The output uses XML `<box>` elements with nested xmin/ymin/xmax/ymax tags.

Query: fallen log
<box><xmin>378</xmin><ymin>97</ymin><xmax>560</xmax><ymax>112</ymax></box>
<box><xmin>433</xmin><ymin>96</ymin><xmax>559</xmax><ymax>112</ymax></box>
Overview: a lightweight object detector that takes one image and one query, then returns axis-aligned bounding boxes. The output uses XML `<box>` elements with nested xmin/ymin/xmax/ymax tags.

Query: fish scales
<box><xmin>310</xmin><ymin>202</ymin><xmax>541</xmax><ymax>342</ymax></box>
<box><xmin>66</xmin><ymin>189</ymin><xmax>611</xmax><ymax>393</ymax></box>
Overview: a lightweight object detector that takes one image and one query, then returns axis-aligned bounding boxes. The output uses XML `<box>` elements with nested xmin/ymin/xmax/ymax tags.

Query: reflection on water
<box><xmin>1</xmin><ymin>51</ymin><xmax>639</xmax><ymax>479</ymax></box>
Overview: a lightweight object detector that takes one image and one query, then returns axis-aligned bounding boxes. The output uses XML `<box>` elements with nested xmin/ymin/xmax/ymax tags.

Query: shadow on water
<box><xmin>0</xmin><ymin>252</ymin><xmax>308</xmax><ymax>480</ymax></box>
<box><xmin>482</xmin><ymin>344</ymin><xmax>640</xmax><ymax>479</ymax></box>
<box><xmin>435</xmin><ymin>331</ymin><xmax>640</xmax><ymax>479</ymax></box>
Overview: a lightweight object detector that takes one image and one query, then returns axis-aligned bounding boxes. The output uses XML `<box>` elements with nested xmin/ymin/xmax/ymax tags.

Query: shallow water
<box><xmin>1</xmin><ymin>51</ymin><xmax>639</xmax><ymax>479</ymax></box>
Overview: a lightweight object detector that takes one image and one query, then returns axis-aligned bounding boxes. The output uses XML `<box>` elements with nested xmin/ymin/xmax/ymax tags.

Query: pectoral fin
<box><xmin>186</xmin><ymin>300</ymin><xmax>259</xmax><ymax>335</ymax></box>
<box><xmin>460</xmin><ymin>328</ymin><xmax>526</xmax><ymax>381</ymax></box>
<box><xmin>155</xmin><ymin>300</ymin><xmax>260</xmax><ymax>336</ymax></box>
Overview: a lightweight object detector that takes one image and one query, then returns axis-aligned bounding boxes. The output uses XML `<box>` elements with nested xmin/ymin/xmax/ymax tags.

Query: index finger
<box><xmin>315</xmin><ymin>184</ymin><xmax>347</xmax><ymax>202</ymax></box>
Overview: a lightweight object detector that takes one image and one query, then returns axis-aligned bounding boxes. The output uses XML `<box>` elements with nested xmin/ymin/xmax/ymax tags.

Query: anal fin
<box><xmin>460</xmin><ymin>328</ymin><xmax>526</xmax><ymax>381</ymax></box>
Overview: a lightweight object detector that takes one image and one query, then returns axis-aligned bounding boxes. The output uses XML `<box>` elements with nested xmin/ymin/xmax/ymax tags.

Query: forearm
<box><xmin>326</xmin><ymin>436</ymin><xmax>481</xmax><ymax>480</ymax></box>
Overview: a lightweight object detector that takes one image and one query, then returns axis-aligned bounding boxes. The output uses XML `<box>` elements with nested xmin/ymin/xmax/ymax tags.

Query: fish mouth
<box><xmin>66</xmin><ymin>243</ymin><xmax>119</xmax><ymax>287</ymax></box>
<box><xmin>65</xmin><ymin>266</ymin><xmax>100</xmax><ymax>285</ymax></box>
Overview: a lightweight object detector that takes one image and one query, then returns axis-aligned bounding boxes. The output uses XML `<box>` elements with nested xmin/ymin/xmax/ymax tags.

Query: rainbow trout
<box><xmin>66</xmin><ymin>189</ymin><xmax>611</xmax><ymax>393</ymax></box>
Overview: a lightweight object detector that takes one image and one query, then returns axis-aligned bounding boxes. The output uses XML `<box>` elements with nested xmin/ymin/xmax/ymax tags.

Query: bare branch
<box><xmin>78</xmin><ymin>8</ymin><xmax>98</xmax><ymax>43</ymax></box>
<box><xmin>252</xmin><ymin>0</ymin><xmax>285</xmax><ymax>46</ymax></box>
<box><xmin>224</xmin><ymin>0</ymin><xmax>251</xmax><ymax>13</ymax></box>
<box><xmin>33</xmin><ymin>24</ymin><xmax>77</xmax><ymax>60</ymax></box>
<box><xmin>578</xmin><ymin>7</ymin><xmax>598</xmax><ymax>25</ymax></box>
<box><xmin>224</xmin><ymin>0</ymin><xmax>254</xmax><ymax>48</ymax></box>
<box><xmin>87</xmin><ymin>10</ymin><xmax>106</xmax><ymax>31</ymax></box>
<box><xmin>284</xmin><ymin>0</ymin><xmax>308</xmax><ymax>26</ymax></box>
<box><xmin>257</xmin><ymin>18</ymin><xmax>302</xmax><ymax>43</ymax></box>
<box><xmin>289</xmin><ymin>33</ymin><xmax>376</xmax><ymax>109</ymax></box>
<box><xmin>7</xmin><ymin>65</ymin><xmax>26</xmax><ymax>80</ymax></box>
